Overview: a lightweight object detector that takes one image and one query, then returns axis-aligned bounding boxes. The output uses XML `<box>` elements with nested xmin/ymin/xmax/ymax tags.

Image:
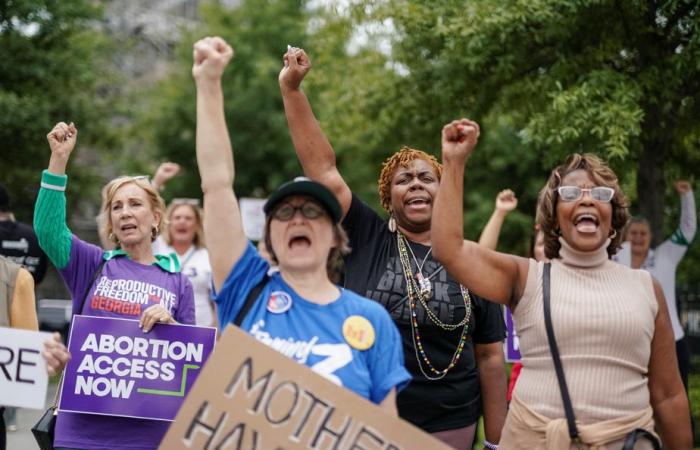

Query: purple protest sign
<box><xmin>504</xmin><ymin>307</ymin><xmax>521</xmax><ymax>362</ymax></box>
<box><xmin>59</xmin><ymin>315</ymin><xmax>216</xmax><ymax>421</ymax></box>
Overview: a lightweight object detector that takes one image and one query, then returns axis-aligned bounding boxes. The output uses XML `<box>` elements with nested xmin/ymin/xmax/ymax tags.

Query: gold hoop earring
<box><xmin>609</xmin><ymin>229</ymin><xmax>617</xmax><ymax>239</ymax></box>
<box><xmin>388</xmin><ymin>214</ymin><xmax>397</xmax><ymax>233</ymax></box>
<box><xmin>151</xmin><ymin>225</ymin><xmax>159</xmax><ymax>241</ymax></box>
<box><xmin>108</xmin><ymin>232</ymin><xmax>119</xmax><ymax>244</ymax></box>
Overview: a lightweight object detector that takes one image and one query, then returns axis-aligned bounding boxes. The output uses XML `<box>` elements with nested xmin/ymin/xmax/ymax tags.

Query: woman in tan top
<box><xmin>431</xmin><ymin>119</ymin><xmax>691</xmax><ymax>449</ymax></box>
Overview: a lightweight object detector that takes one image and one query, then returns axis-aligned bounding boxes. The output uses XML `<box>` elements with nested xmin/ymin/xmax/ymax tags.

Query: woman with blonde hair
<box><xmin>432</xmin><ymin>118</ymin><xmax>691</xmax><ymax>449</ymax></box>
<box><xmin>34</xmin><ymin>122</ymin><xmax>195</xmax><ymax>450</ymax></box>
<box><xmin>154</xmin><ymin>198</ymin><xmax>215</xmax><ymax>327</ymax></box>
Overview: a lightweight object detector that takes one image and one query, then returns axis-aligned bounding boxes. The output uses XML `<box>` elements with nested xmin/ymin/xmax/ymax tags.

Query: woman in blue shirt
<box><xmin>191</xmin><ymin>36</ymin><xmax>410</xmax><ymax>412</ymax></box>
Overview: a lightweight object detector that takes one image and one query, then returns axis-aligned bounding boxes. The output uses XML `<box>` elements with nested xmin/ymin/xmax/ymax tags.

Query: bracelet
<box><xmin>483</xmin><ymin>440</ymin><xmax>498</xmax><ymax>450</ymax></box>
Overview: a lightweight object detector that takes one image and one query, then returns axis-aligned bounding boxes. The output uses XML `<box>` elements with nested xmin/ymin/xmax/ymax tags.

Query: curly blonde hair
<box><xmin>537</xmin><ymin>153</ymin><xmax>629</xmax><ymax>259</ymax></box>
<box><xmin>98</xmin><ymin>177</ymin><xmax>166</xmax><ymax>246</ymax></box>
<box><xmin>377</xmin><ymin>146</ymin><xmax>442</xmax><ymax>212</ymax></box>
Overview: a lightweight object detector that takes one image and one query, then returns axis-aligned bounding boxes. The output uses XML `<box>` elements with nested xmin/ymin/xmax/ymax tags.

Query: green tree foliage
<box><xmin>0</xmin><ymin>0</ymin><xmax>117</xmax><ymax>221</ymax></box>
<box><xmin>308</xmin><ymin>0</ymin><xmax>699</xmax><ymax>280</ymax></box>
<box><xmin>140</xmin><ymin>0</ymin><xmax>308</xmax><ymax>201</ymax></box>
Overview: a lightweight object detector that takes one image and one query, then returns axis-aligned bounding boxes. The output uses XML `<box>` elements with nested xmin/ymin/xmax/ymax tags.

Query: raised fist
<box><xmin>441</xmin><ymin>119</ymin><xmax>480</xmax><ymax>162</ymax></box>
<box><xmin>674</xmin><ymin>180</ymin><xmax>692</xmax><ymax>194</ymax></box>
<box><xmin>279</xmin><ymin>45</ymin><xmax>311</xmax><ymax>93</ymax></box>
<box><xmin>47</xmin><ymin>122</ymin><xmax>78</xmax><ymax>160</ymax></box>
<box><xmin>152</xmin><ymin>162</ymin><xmax>181</xmax><ymax>191</ymax></box>
<box><xmin>192</xmin><ymin>36</ymin><xmax>234</xmax><ymax>82</ymax></box>
<box><xmin>496</xmin><ymin>189</ymin><xmax>518</xmax><ymax>212</ymax></box>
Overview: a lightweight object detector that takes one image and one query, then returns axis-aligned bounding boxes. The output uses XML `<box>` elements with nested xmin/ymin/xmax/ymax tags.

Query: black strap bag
<box><xmin>542</xmin><ymin>263</ymin><xmax>662</xmax><ymax>450</ymax></box>
<box><xmin>31</xmin><ymin>259</ymin><xmax>106</xmax><ymax>450</ymax></box>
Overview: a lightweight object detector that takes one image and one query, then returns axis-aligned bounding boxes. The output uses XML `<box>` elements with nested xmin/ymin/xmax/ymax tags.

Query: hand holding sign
<box><xmin>140</xmin><ymin>304</ymin><xmax>176</xmax><ymax>332</ymax></box>
<box><xmin>43</xmin><ymin>332</ymin><xmax>71</xmax><ymax>376</ymax></box>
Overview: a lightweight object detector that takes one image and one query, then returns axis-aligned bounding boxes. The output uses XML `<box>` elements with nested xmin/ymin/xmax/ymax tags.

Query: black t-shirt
<box><xmin>342</xmin><ymin>194</ymin><xmax>505</xmax><ymax>432</ymax></box>
<box><xmin>0</xmin><ymin>220</ymin><xmax>47</xmax><ymax>284</ymax></box>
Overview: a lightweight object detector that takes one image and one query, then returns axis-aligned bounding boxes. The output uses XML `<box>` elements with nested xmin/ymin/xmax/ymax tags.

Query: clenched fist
<box><xmin>495</xmin><ymin>189</ymin><xmax>518</xmax><ymax>213</ymax></box>
<box><xmin>192</xmin><ymin>36</ymin><xmax>234</xmax><ymax>83</ymax></box>
<box><xmin>47</xmin><ymin>122</ymin><xmax>78</xmax><ymax>161</ymax></box>
<box><xmin>441</xmin><ymin>119</ymin><xmax>480</xmax><ymax>163</ymax></box>
<box><xmin>279</xmin><ymin>45</ymin><xmax>311</xmax><ymax>93</ymax></box>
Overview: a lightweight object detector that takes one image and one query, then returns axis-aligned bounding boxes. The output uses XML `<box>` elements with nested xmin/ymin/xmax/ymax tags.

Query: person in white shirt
<box><xmin>615</xmin><ymin>180</ymin><xmax>696</xmax><ymax>392</ymax></box>
<box><xmin>153</xmin><ymin>199</ymin><xmax>215</xmax><ymax>327</ymax></box>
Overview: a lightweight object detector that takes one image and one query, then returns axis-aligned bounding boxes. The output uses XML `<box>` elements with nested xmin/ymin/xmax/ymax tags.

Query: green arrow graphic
<box><xmin>137</xmin><ymin>364</ymin><xmax>200</xmax><ymax>397</ymax></box>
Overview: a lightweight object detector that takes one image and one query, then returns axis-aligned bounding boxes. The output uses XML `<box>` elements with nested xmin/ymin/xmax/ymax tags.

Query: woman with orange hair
<box><xmin>279</xmin><ymin>48</ymin><xmax>507</xmax><ymax>449</ymax></box>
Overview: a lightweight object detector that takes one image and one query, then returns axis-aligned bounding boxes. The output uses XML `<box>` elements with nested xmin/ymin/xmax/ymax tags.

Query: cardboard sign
<box><xmin>240</xmin><ymin>198</ymin><xmax>267</xmax><ymax>241</ymax></box>
<box><xmin>504</xmin><ymin>307</ymin><xmax>521</xmax><ymax>362</ymax></box>
<box><xmin>0</xmin><ymin>327</ymin><xmax>52</xmax><ymax>409</ymax></box>
<box><xmin>160</xmin><ymin>325</ymin><xmax>452</xmax><ymax>450</ymax></box>
<box><xmin>59</xmin><ymin>316</ymin><xmax>216</xmax><ymax>421</ymax></box>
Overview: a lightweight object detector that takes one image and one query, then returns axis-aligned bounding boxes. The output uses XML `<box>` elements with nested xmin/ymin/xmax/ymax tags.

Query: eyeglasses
<box><xmin>272</xmin><ymin>202</ymin><xmax>326</xmax><ymax>221</ymax></box>
<box><xmin>171</xmin><ymin>198</ymin><xmax>201</xmax><ymax>206</ymax></box>
<box><xmin>557</xmin><ymin>186</ymin><xmax>615</xmax><ymax>202</ymax></box>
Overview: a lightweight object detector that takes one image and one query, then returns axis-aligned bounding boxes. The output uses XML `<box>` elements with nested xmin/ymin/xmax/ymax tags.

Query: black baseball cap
<box><xmin>264</xmin><ymin>177</ymin><xmax>342</xmax><ymax>223</ymax></box>
<box><xmin>0</xmin><ymin>184</ymin><xmax>10</xmax><ymax>212</ymax></box>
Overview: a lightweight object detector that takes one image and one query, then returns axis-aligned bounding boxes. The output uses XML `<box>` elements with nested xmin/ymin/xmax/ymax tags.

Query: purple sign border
<box><xmin>59</xmin><ymin>315</ymin><xmax>216</xmax><ymax>422</ymax></box>
<box><xmin>504</xmin><ymin>307</ymin><xmax>521</xmax><ymax>362</ymax></box>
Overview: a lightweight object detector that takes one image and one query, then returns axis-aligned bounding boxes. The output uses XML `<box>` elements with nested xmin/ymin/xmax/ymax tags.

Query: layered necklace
<box><xmin>396</xmin><ymin>231</ymin><xmax>472</xmax><ymax>380</ymax></box>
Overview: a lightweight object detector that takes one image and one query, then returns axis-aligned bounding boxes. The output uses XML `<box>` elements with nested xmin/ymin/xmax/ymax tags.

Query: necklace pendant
<box><xmin>416</xmin><ymin>273</ymin><xmax>432</xmax><ymax>297</ymax></box>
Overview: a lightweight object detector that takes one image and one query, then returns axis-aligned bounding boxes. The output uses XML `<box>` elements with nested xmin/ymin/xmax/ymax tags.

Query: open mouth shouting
<box><xmin>573</xmin><ymin>213</ymin><xmax>599</xmax><ymax>234</ymax></box>
<box><xmin>405</xmin><ymin>196</ymin><xmax>431</xmax><ymax>212</ymax></box>
<box><xmin>288</xmin><ymin>231</ymin><xmax>312</xmax><ymax>250</ymax></box>
<box><xmin>120</xmin><ymin>223</ymin><xmax>139</xmax><ymax>234</ymax></box>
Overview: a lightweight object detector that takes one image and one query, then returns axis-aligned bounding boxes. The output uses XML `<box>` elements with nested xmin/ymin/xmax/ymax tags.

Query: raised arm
<box><xmin>478</xmin><ymin>189</ymin><xmax>518</xmax><ymax>250</ymax></box>
<box><xmin>673</xmin><ymin>180</ymin><xmax>696</xmax><ymax>245</ymax></box>
<box><xmin>279</xmin><ymin>47</ymin><xmax>351</xmax><ymax>217</ymax></box>
<box><xmin>151</xmin><ymin>162</ymin><xmax>181</xmax><ymax>192</ymax></box>
<box><xmin>432</xmin><ymin>119</ymin><xmax>529</xmax><ymax>307</ymax></box>
<box><xmin>192</xmin><ymin>37</ymin><xmax>244</xmax><ymax>291</ymax></box>
<box><xmin>34</xmin><ymin>123</ymin><xmax>78</xmax><ymax>269</ymax></box>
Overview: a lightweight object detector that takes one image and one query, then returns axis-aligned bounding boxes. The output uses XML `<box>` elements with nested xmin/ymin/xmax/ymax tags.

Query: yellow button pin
<box><xmin>342</xmin><ymin>315</ymin><xmax>375</xmax><ymax>351</ymax></box>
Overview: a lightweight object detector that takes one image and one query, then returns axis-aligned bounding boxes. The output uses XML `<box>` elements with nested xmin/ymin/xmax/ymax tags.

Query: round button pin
<box><xmin>342</xmin><ymin>315</ymin><xmax>375</xmax><ymax>350</ymax></box>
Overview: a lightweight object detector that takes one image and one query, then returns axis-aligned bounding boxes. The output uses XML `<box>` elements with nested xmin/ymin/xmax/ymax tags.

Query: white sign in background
<box><xmin>239</xmin><ymin>197</ymin><xmax>267</xmax><ymax>241</ymax></box>
<box><xmin>0</xmin><ymin>327</ymin><xmax>53</xmax><ymax>409</ymax></box>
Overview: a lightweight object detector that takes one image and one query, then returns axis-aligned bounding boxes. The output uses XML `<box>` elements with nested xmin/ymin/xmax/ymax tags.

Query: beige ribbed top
<box><xmin>512</xmin><ymin>238</ymin><xmax>658</xmax><ymax>423</ymax></box>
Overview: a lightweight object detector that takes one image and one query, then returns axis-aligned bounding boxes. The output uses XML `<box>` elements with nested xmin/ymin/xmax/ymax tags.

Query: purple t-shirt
<box><xmin>55</xmin><ymin>236</ymin><xmax>195</xmax><ymax>450</ymax></box>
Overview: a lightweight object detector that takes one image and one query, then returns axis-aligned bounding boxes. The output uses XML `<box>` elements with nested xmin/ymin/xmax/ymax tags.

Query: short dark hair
<box><xmin>537</xmin><ymin>153</ymin><xmax>629</xmax><ymax>259</ymax></box>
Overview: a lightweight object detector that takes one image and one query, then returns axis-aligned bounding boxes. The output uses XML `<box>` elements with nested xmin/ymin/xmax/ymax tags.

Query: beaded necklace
<box><xmin>396</xmin><ymin>231</ymin><xmax>472</xmax><ymax>380</ymax></box>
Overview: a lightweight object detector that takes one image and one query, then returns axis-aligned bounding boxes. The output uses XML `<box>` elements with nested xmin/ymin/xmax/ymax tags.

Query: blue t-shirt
<box><xmin>216</xmin><ymin>243</ymin><xmax>411</xmax><ymax>404</ymax></box>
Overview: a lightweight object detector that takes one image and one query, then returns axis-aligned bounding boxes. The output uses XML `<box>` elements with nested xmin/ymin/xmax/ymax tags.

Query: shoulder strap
<box><xmin>78</xmin><ymin>259</ymin><xmax>107</xmax><ymax>315</ymax></box>
<box><xmin>233</xmin><ymin>274</ymin><xmax>269</xmax><ymax>327</ymax></box>
<box><xmin>622</xmin><ymin>428</ymin><xmax>661</xmax><ymax>450</ymax></box>
<box><xmin>542</xmin><ymin>262</ymin><xmax>580</xmax><ymax>441</ymax></box>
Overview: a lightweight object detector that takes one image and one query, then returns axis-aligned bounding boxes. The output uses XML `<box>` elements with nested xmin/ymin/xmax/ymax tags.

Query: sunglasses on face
<box><xmin>557</xmin><ymin>186</ymin><xmax>615</xmax><ymax>203</ymax></box>
<box><xmin>272</xmin><ymin>202</ymin><xmax>326</xmax><ymax>221</ymax></box>
<box><xmin>171</xmin><ymin>198</ymin><xmax>200</xmax><ymax>206</ymax></box>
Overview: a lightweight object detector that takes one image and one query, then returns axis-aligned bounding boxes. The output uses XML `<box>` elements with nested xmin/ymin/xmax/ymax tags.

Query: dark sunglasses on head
<box><xmin>557</xmin><ymin>186</ymin><xmax>615</xmax><ymax>202</ymax></box>
<box><xmin>272</xmin><ymin>202</ymin><xmax>326</xmax><ymax>221</ymax></box>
